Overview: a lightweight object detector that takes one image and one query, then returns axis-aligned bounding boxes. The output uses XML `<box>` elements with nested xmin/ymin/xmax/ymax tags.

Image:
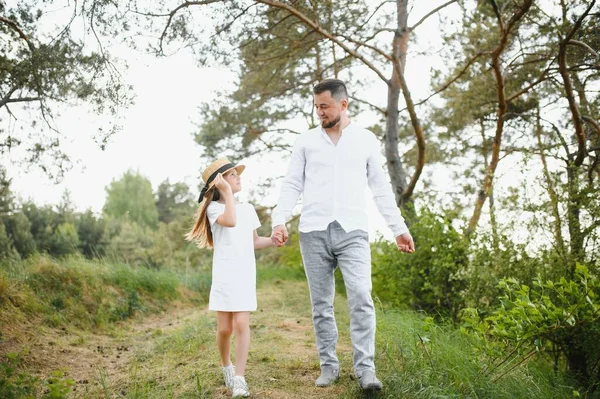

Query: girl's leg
<box><xmin>232</xmin><ymin>311</ymin><xmax>251</xmax><ymax>376</ymax></box>
<box><xmin>216</xmin><ymin>311</ymin><xmax>234</xmax><ymax>366</ymax></box>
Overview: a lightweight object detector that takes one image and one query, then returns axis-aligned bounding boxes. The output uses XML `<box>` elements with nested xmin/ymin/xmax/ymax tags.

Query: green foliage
<box><xmin>147</xmin><ymin>217</ymin><xmax>211</xmax><ymax>271</ymax></box>
<box><xmin>372</xmin><ymin>208</ymin><xmax>468</xmax><ymax>320</ymax></box>
<box><xmin>462</xmin><ymin>264</ymin><xmax>600</xmax><ymax>389</ymax></box>
<box><xmin>52</xmin><ymin>223</ymin><xmax>79</xmax><ymax>257</ymax></box>
<box><xmin>0</xmin><ymin>353</ymin><xmax>39</xmax><ymax>399</ymax></box>
<box><xmin>106</xmin><ymin>218</ymin><xmax>156</xmax><ymax>267</ymax></box>
<box><xmin>42</xmin><ymin>370</ymin><xmax>75</xmax><ymax>399</ymax></box>
<box><xmin>374</xmin><ymin>309</ymin><xmax>578</xmax><ymax>399</ymax></box>
<box><xmin>19</xmin><ymin>201</ymin><xmax>83</xmax><ymax>257</ymax></box>
<box><xmin>3</xmin><ymin>212</ymin><xmax>35</xmax><ymax>258</ymax></box>
<box><xmin>0</xmin><ymin>352</ymin><xmax>74</xmax><ymax>399</ymax></box>
<box><xmin>76</xmin><ymin>209</ymin><xmax>107</xmax><ymax>258</ymax></box>
<box><xmin>0</xmin><ymin>222</ymin><xmax>20</xmax><ymax>262</ymax></box>
<box><xmin>155</xmin><ymin>179</ymin><xmax>195</xmax><ymax>224</ymax></box>
<box><xmin>464</xmin><ymin>234</ymin><xmax>549</xmax><ymax>309</ymax></box>
<box><xmin>0</xmin><ymin>2</ymin><xmax>131</xmax><ymax>177</ymax></box>
<box><xmin>103</xmin><ymin>170</ymin><xmax>159</xmax><ymax>229</ymax></box>
<box><xmin>1</xmin><ymin>255</ymin><xmax>207</xmax><ymax>330</ymax></box>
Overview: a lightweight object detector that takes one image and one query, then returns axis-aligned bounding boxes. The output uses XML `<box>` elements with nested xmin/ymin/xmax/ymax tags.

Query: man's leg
<box><xmin>332</xmin><ymin>225</ymin><xmax>379</xmax><ymax>385</ymax></box>
<box><xmin>299</xmin><ymin>227</ymin><xmax>340</xmax><ymax>384</ymax></box>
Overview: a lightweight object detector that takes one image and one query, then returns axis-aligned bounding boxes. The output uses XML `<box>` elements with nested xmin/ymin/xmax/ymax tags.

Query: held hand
<box><xmin>213</xmin><ymin>174</ymin><xmax>232</xmax><ymax>195</ymax></box>
<box><xmin>396</xmin><ymin>232</ymin><xmax>415</xmax><ymax>253</ymax></box>
<box><xmin>271</xmin><ymin>225</ymin><xmax>289</xmax><ymax>247</ymax></box>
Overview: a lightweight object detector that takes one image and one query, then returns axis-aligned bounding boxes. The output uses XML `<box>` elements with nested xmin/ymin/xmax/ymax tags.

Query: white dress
<box><xmin>206</xmin><ymin>201</ymin><xmax>261</xmax><ymax>312</ymax></box>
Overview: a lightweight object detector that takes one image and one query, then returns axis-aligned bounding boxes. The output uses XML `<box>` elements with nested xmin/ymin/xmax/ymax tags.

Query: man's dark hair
<box><xmin>313</xmin><ymin>79</ymin><xmax>348</xmax><ymax>101</ymax></box>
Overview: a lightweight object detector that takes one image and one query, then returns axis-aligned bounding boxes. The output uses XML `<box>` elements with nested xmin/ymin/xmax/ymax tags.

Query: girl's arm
<box><xmin>254</xmin><ymin>230</ymin><xmax>274</xmax><ymax>249</ymax></box>
<box><xmin>214</xmin><ymin>174</ymin><xmax>236</xmax><ymax>227</ymax></box>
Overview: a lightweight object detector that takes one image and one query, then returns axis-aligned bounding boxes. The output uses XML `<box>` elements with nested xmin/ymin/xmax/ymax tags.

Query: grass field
<box><xmin>0</xmin><ymin>257</ymin><xmax>581</xmax><ymax>398</ymax></box>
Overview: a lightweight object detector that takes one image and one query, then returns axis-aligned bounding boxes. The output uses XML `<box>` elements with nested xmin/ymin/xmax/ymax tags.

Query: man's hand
<box><xmin>271</xmin><ymin>225</ymin><xmax>289</xmax><ymax>247</ymax></box>
<box><xmin>396</xmin><ymin>232</ymin><xmax>415</xmax><ymax>253</ymax></box>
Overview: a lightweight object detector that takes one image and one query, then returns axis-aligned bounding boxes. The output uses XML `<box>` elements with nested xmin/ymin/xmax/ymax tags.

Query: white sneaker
<box><xmin>231</xmin><ymin>375</ymin><xmax>250</xmax><ymax>397</ymax></box>
<box><xmin>222</xmin><ymin>364</ymin><xmax>235</xmax><ymax>389</ymax></box>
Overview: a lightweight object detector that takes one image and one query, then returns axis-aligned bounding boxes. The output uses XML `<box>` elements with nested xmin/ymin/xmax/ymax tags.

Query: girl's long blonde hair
<box><xmin>186</xmin><ymin>185</ymin><xmax>219</xmax><ymax>249</ymax></box>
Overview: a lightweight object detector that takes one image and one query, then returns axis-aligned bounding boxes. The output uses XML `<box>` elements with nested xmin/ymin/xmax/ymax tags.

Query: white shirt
<box><xmin>272</xmin><ymin>122</ymin><xmax>409</xmax><ymax>237</ymax></box>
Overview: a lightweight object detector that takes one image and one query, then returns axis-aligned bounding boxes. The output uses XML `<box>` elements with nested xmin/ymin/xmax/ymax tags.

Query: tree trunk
<box><xmin>535</xmin><ymin>107</ymin><xmax>567</xmax><ymax>260</ymax></box>
<box><xmin>383</xmin><ymin>0</ymin><xmax>425</xmax><ymax>220</ymax></box>
<box><xmin>384</xmin><ymin>0</ymin><xmax>412</xmax><ymax>218</ymax></box>
<box><xmin>566</xmin><ymin>165</ymin><xmax>584</xmax><ymax>273</ymax></box>
<box><xmin>466</xmin><ymin>0</ymin><xmax>533</xmax><ymax>238</ymax></box>
<box><xmin>480</xmin><ymin>119</ymin><xmax>499</xmax><ymax>255</ymax></box>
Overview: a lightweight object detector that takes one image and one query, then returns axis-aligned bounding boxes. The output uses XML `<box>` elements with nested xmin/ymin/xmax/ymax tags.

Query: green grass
<box><xmin>71</xmin><ymin>271</ymin><xmax>580</xmax><ymax>398</ymax></box>
<box><xmin>0</xmin><ymin>254</ymin><xmax>209</xmax><ymax>330</ymax></box>
<box><xmin>0</xmin><ymin>258</ymin><xmax>586</xmax><ymax>398</ymax></box>
<box><xmin>366</xmin><ymin>309</ymin><xmax>580</xmax><ymax>399</ymax></box>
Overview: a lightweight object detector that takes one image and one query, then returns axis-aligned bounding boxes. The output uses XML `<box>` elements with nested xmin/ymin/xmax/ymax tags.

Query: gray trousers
<box><xmin>299</xmin><ymin>221</ymin><xmax>375</xmax><ymax>376</ymax></box>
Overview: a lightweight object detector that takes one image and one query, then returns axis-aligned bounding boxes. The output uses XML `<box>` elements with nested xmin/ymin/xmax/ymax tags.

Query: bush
<box><xmin>372</xmin><ymin>208</ymin><xmax>468</xmax><ymax>320</ymax></box>
<box><xmin>462</xmin><ymin>264</ymin><xmax>600</xmax><ymax>392</ymax></box>
<box><xmin>464</xmin><ymin>233</ymin><xmax>551</xmax><ymax>310</ymax></box>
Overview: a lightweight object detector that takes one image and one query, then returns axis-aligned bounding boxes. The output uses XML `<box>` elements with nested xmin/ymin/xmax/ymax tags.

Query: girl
<box><xmin>186</xmin><ymin>157</ymin><xmax>273</xmax><ymax>398</ymax></box>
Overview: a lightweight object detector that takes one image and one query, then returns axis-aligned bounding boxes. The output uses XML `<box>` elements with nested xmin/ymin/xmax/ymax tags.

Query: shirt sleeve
<box><xmin>271</xmin><ymin>135</ymin><xmax>306</xmax><ymax>228</ymax></box>
<box><xmin>207</xmin><ymin>202</ymin><xmax>225</xmax><ymax>227</ymax></box>
<box><xmin>249</xmin><ymin>204</ymin><xmax>261</xmax><ymax>230</ymax></box>
<box><xmin>366</xmin><ymin>134</ymin><xmax>409</xmax><ymax>237</ymax></box>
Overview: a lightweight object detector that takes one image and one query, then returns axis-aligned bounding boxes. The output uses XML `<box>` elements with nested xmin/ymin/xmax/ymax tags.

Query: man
<box><xmin>270</xmin><ymin>78</ymin><xmax>415</xmax><ymax>391</ymax></box>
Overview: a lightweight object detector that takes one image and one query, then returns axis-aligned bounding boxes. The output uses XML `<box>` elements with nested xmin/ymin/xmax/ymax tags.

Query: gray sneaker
<box><xmin>232</xmin><ymin>376</ymin><xmax>250</xmax><ymax>397</ymax></box>
<box><xmin>315</xmin><ymin>367</ymin><xmax>339</xmax><ymax>387</ymax></box>
<box><xmin>222</xmin><ymin>364</ymin><xmax>235</xmax><ymax>389</ymax></box>
<box><xmin>358</xmin><ymin>370</ymin><xmax>383</xmax><ymax>391</ymax></box>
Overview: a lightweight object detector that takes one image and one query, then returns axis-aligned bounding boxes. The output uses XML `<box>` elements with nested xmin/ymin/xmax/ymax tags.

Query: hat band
<box><xmin>198</xmin><ymin>162</ymin><xmax>236</xmax><ymax>202</ymax></box>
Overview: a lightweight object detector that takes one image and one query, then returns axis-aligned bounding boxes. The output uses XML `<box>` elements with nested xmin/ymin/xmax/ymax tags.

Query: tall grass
<box><xmin>360</xmin><ymin>309</ymin><xmax>580</xmax><ymax>399</ymax></box>
<box><xmin>0</xmin><ymin>254</ymin><xmax>210</xmax><ymax>331</ymax></box>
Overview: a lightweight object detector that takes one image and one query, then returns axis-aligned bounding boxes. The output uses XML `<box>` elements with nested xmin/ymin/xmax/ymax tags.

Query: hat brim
<box><xmin>207</xmin><ymin>164</ymin><xmax>245</xmax><ymax>187</ymax></box>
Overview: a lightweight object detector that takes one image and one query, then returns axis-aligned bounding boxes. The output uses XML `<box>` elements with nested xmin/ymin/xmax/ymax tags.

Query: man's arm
<box><xmin>271</xmin><ymin>137</ymin><xmax>306</xmax><ymax>245</ymax></box>
<box><xmin>366</xmin><ymin>135</ymin><xmax>415</xmax><ymax>253</ymax></box>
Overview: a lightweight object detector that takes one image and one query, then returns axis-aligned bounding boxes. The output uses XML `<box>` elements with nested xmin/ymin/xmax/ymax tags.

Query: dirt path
<box><xmin>12</xmin><ymin>279</ymin><xmax>363</xmax><ymax>398</ymax></box>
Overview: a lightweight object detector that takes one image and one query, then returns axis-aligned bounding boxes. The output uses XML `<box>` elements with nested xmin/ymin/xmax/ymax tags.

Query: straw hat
<box><xmin>202</xmin><ymin>157</ymin><xmax>245</xmax><ymax>184</ymax></box>
<box><xmin>198</xmin><ymin>158</ymin><xmax>245</xmax><ymax>202</ymax></box>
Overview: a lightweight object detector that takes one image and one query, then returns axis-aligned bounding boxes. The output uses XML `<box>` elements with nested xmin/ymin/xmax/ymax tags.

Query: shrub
<box><xmin>372</xmin><ymin>208</ymin><xmax>468</xmax><ymax>320</ymax></box>
<box><xmin>462</xmin><ymin>264</ymin><xmax>600</xmax><ymax>391</ymax></box>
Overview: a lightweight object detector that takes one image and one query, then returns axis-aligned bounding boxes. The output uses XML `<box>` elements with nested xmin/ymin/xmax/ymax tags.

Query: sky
<box><xmin>5</xmin><ymin>1</ymin><xmax>464</xmax><ymax>242</ymax></box>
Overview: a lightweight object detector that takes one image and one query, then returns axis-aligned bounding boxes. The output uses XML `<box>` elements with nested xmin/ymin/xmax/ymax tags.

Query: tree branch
<box><xmin>489</xmin><ymin>0</ymin><xmax>503</xmax><ymax>31</ymax></box>
<box><xmin>350</xmin><ymin>95</ymin><xmax>386</xmax><ymax>115</ymax></box>
<box><xmin>356</xmin><ymin>0</ymin><xmax>394</xmax><ymax>31</ymax></box>
<box><xmin>557</xmin><ymin>0</ymin><xmax>596</xmax><ymax>167</ymax></box>
<box><xmin>158</xmin><ymin>0</ymin><xmax>222</xmax><ymax>54</ymax></box>
<box><xmin>0</xmin><ymin>96</ymin><xmax>41</xmax><ymax>108</ymax></box>
<box><xmin>335</xmin><ymin>33</ymin><xmax>391</xmax><ymax>61</ymax></box>
<box><xmin>466</xmin><ymin>0</ymin><xmax>533</xmax><ymax>238</ymax></box>
<box><xmin>582</xmin><ymin>115</ymin><xmax>600</xmax><ymax>136</ymax></box>
<box><xmin>0</xmin><ymin>15</ymin><xmax>35</xmax><ymax>52</ymax></box>
<box><xmin>255</xmin><ymin>0</ymin><xmax>389</xmax><ymax>83</ymax></box>
<box><xmin>568</xmin><ymin>40</ymin><xmax>600</xmax><ymax>66</ymax></box>
<box><xmin>400</xmin><ymin>51</ymin><xmax>484</xmax><ymax>112</ymax></box>
<box><xmin>410</xmin><ymin>0</ymin><xmax>458</xmax><ymax>31</ymax></box>
<box><xmin>507</xmin><ymin>57</ymin><xmax>556</xmax><ymax>102</ymax></box>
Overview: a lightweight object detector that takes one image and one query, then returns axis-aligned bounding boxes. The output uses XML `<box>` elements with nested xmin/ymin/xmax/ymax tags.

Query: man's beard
<box><xmin>321</xmin><ymin>115</ymin><xmax>341</xmax><ymax>129</ymax></box>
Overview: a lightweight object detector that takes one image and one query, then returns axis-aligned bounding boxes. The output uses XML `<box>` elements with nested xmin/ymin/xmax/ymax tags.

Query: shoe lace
<box><xmin>233</xmin><ymin>378</ymin><xmax>248</xmax><ymax>391</ymax></box>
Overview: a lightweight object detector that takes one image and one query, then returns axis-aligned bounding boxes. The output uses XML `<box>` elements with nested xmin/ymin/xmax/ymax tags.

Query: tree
<box><xmin>155</xmin><ymin>179</ymin><xmax>195</xmax><ymax>224</ymax></box>
<box><xmin>115</xmin><ymin>0</ymin><xmax>467</xmax><ymax>214</ymax></box>
<box><xmin>433</xmin><ymin>0</ymin><xmax>600</xmax><ymax>385</ymax></box>
<box><xmin>103</xmin><ymin>170</ymin><xmax>159</xmax><ymax>229</ymax></box>
<box><xmin>77</xmin><ymin>209</ymin><xmax>107</xmax><ymax>258</ymax></box>
<box><xmin>1</xmin><ymin>1</ymin><xmax>131</xmax><ymax>178</ymax></box>
<box><xmin>434</xmin><ymin>0</ymin><xmax>599</xmax><ymax>245</ymax></box>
